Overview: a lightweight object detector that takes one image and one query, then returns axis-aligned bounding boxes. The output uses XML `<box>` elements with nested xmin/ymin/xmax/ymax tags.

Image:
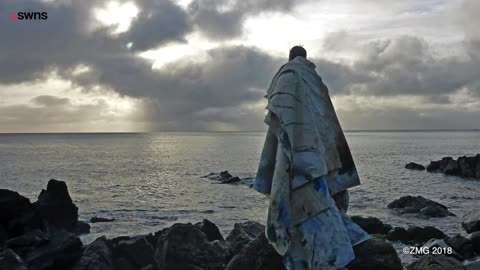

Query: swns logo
<box><xmin>8</xmin><ymin>11</ymin><xmax>48</xmax><ymax>21</ymax></box>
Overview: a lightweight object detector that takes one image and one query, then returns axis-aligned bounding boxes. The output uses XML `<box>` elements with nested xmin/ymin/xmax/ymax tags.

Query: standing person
<box><xmin>254</xmin><ymin>46</ymin><xmax>369</xmax><ymax>270</ymax></box>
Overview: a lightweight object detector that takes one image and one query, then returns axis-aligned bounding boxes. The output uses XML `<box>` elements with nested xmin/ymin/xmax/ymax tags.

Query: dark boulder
<box><xmin>70</xmin><ymin>236</ymin><xmax>116</xmax><ymax>270</ymax></box>
<box><xmin>220</xmin><ymin>171</ymin><xmax>233</xmax><ymax>180</ymax></box>
<box><xmin>7</xmin><ymin>230</ymin><xmax>82</xmax><ymax>270</ymax></box>
<box><xmin>0</xmin><ymin>249</ymin><xmax>28</xmax><ymax>270</ymax></box>
<box><xmin>0</xmin><ymin>189</ymin><xmax>42</xmax><ymax>238</ymax></box>
<box><xmin>221</xmin><ymin>177</ymin><xmax>241</xmax><ymax>184</ymax></box>
<box><xmin>33</xmin><ymin>179</ymin><xmax>90</xmax><ymax>234</ymax></box>
<box><xmin>462</xmin><ymin>210</ymin><xmax>480</xmax><ymax>233</ymax></box>
<box><xmin>90</xmin><ymin>216</ymin><xmax>115</xmax><ymax>223</ymax></box>
<box><xmin>114</xmin><ymin>236</ymin><xmax>155</xmax><ymax>269</ymax></box>
<box><xmin>0</xmin><ymin>225</ymin><xmax>8</xmax><ymax>243</ymax></box>
<box><xmin>427</xmin><ymin>155</ymin><xmax>480</xmax><ymax>179</ymax></box>
<box><xmin>422</xmin><ymin>239</ymin><xmax>464</xmax><ymax>261</ymax></box>
<box><xmin>154</xmin><ymin>223</ymin><xmax>227</xmax><ymax>270</ymax></box>
<box><xmin>470</xmin><ymin>231</ymin><xmax>480</xmax><ymax>254</ymax></box>
<box><xmin>194</xmin><ymin>219</ymin><xmax>224</xmax><ymax>241</ymax></box>
<box><xmin>346</xmin><ymin>238</ymin><xmax>403</xmax><ymax>270</ymax></box>
<box><xmin>226</xmin><ymin>221</ymin><xmax>265</xmax><ymax>256</ymax></box>
<box><xmin>225</xmin><ymin>232</ymin><xmax>286</xmax><ymax>270</ymax></box>
<box><xmin>387</xmin><ymin>195</ymin><xmax>454</xmax><ymax>218</ymax></box>
<box><xmin>387</xmin><ymin>226</ymin><xmax>447</xmax><ymax>244</ymax></box>
<box><xmin>406</xmin><ymin>255</ymin><xmax>465</xmax><ymax>270</ymax></box>
<box><xmin>445</xmin><ymin>235</ymin><xmax>474</xmax><ymax>259</ymax></box>
<box><xmin>351</xmin><ymin>216</ymin><xmax>392</xmax><ymax>235</ymax></box>
<box><xmin>406</xmin><ymin>162</ymin><xmax>426</xmax><ymax>170</ymax></box>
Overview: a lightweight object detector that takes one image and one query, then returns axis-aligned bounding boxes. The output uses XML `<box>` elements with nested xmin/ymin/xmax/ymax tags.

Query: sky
<box><xmin>0</xmin><ymin>0</ymin><xmax>479</xmax><ymax>132</ymax></box>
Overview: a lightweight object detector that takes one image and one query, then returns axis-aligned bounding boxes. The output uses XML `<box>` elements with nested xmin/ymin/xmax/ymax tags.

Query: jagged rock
<box><xmin>194</xmin><ymin>219</ymin><xmax>224</xmax><ymax>241</ymax></box>
<box><xmin>387</xmin><ymin>226</ymin><xmax>447</xmax><ymax>244</ymax></box>
<box><xmin>351</xmin><ymin>216</ymin><xmax>392</xmax><ymax>235</ymax></box>
<box><xmin>406</xmin><ymin>255</ymin><xmax>465</xmax><ymax>270</ymax></box>
<box><xmin>423</xmin><ymin>239</ymin><xmax>463</xmax><ymax>261</ymax></box>
<box><xmin>0</xmin><ymin>249</ymin><xmax>28</xmax><ymax>270</ymax></box>
<box><xmin>406</xmin><ymin>162</ymin><xmax>426</xmax><ymax>170</ymax></box>
<box><xmin>0</xmin><ymin>189</ymin><xmax>43</xmax><ymax>238</ymax></box>
<box><xmin>225</xmin><ymin>232</ymin><xmax>286</xmax><ymax>270</ymax></box>
<box><xmin>470</xmin><ymin>231</ymin><xmax>480</xmax><ymax>254</ymax></box>
<box><xmin>463</xmin><ymin>210</ymin><xmax>480</xmax><ymax>233</ymax></box>
<box><xmin>71</xmin><ymin>236</ymin><xmax>116</xmax><ymax>270</ymax></box>
<box><xmin>387</xmin><ymin>195</ymin><xmax>454</xmax><ymax>218</ymax></box>
<box><xmin>114</xmin><ymin>236</ymin><xmax>155</xmax><ymax>269</ymax></box>
<box><xmin>7</xmin><ymin>230</ymin><xmax>82</xmax><ymax>270</ymax></box>
<box><xmin>33</xmin><ymin>179</ymin><xmax>90</xmax><ymax>234</ymax></box>
<box><xmin>445</xmin><ymin>235</ymin><xmax>474</xmax><ymax>259</ymax></box>
<box><xmin>427</xmin><ymin>155</ymin><xmax>480</xmax><ymax>179</ymax></box>
<box><xmin>154</xmin><ymin>223</ymin><xmax>226</xmax><ymax>270</ymax></box>
<box><xmin>90</xmin><ymin>217</ymin><xmax>115</xmax><ymax>223</ymax></box>
<box><xmin>226</xmin><ymin>221</ymin><xmax>265</xmax><ymax>256</ymax></box>
<box><xmin>346</xmin><ymin>238</ymin><xmax>402</xmax><ymax>270</ymax></box>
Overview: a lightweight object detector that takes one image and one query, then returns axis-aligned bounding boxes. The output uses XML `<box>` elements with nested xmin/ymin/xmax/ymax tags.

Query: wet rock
<box><xmin>387</xmin><ymin>226</ymin><xmax>447</xmax><ymax>244</ymax></box>
<box><xmin>463</xmin><ymin>210</ymin><xmax>480</xmax><ymax>233</ymax></box>
<box><xmin>445</xmin><ymin>235</ymin><xmax>474</xmax><ymax>259</ymax></box>
<box><xmin>194</xmin><ymin>219</ymin><xmax>224</xmax><ymax>241</ymax></box>
<box><xmin>406</xmin><ymin>162</ymin><xmax>426</xmax><ymax>170</ymax></box>
<box><xmin>154</xmin><ymin>223</ymin><xmax>227</xmax><ymax>270</ymax></box>
<box><xmin>33</xmin><ymin>179</ymin><xmax>89</xmax><ymax>234</ymax></box>
<box><xmin>221</xmin><ymin>177</ymin><xmax>241</xmax><ymax>184</ymax></box>
<box><xmin>0</xmin><ymin>189</ymin><xmax>42</xmax><ymax>238</ymax></box>
<box><xmin>220</xmin><ymin>171</ymin><xmax>233</xmax><ymax>180</ymax></box>
<box><xmin>470</xmin><ymin>231</ymin><xmax>480</xmax><ymax>254</ymax></box>
<box><xmin>423</xmin><ymin>239</ymin><xmax>464</xmax><ymax>261</ymax></box>
<box><xmin>351</xmin><ymin>216</ymin><xmax>392</xmax><ymax>235</ymax></box>
<box><xmin>387</xmin><ymin>195</ymin><xmax>454</xmax><ymax>218</ymax></box>
<box><xmin>7</xmin><ymin>231</ymin><xmax>82</xmax><ymax>270</ymax></box>
<box><xmin>226</xmin><ymin>232</ymin><xmax>286</xmax><ymax>270</ymax></box>
<box><xmin>0</xmin><ymin>249</ymin><xmax>28</xmax><ymax>270</ymax></box>
<box><xmin>406</xmin><ymin>255</ymin><xmax>465</xmax><ymax>270</ymax></box>
<box><xmin>90</xmin><ymin>216</ymin><xmax>115</xmax><ymax>223</ymax></box>
<box><xmin>427</xmin><ymin>155</ymin><xmax>480</xmax><ymax>179</ymax></box>
<box><xmin>346</xmin><ymin>238</ymin><xmax>402</xmax><ymax>270</ymax></box>
<box><xmin>114</xmin><ymin>236</ymin><xmax>155</xmax><ymax>269</ymax></box>
<box><xmin>226</xmin><ymin>221</ymin><xmax>265</xmax><ymax>256</ymax></box>
<box><xmin>70</xmin><ymin>236</ymin><xmax>116</xmax><ymax>270</ymax></box>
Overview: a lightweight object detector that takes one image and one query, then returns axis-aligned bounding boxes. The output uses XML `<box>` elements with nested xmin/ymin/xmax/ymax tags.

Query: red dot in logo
<box><xmin>8</xmin><ymin>12</ymin><xmax>18</xmax><ymax>21</ymax></box>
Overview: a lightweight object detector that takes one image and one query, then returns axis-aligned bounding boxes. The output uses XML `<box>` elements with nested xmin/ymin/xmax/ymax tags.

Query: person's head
<box><xmin>289</xmin><ymin>46</ymin><xmax>307</xmax><ymax>61</ymax></box>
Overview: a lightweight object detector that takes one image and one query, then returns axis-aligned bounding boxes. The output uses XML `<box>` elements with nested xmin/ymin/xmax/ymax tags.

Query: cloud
<box><xmin>0</xmin><ymin>0</ymin><xmax>479</xmax><ymax>131</ymax></box>
<box><xmin>187</xmin><ymin>0</ymin><xmax>300</xmax><ymax>40</ymax></box>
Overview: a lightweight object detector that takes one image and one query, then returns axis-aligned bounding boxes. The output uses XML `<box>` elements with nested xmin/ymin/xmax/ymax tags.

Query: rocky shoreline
<box><xmin>1</xmin><ymin>179</ymin><xmax>480</xmax><ymax>270</ymax></box>
<box><xmin>406</xmin><ymin>155</ymin><xmax>480</xmax><ymax>179</ymax></box>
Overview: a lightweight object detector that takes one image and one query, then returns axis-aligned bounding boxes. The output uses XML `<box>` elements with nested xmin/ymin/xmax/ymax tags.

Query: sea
<box><xmin>1</xmin><ymin>131</ymin><xmax>479</xmax><ymax>263</ymax></box>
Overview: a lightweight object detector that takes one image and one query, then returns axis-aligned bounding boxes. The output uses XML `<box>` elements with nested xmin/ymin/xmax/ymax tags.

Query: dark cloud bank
<box><xmin>0</xmin><ymin>0</ymin><xmax>479</xmax><ymax>131</ymax></box>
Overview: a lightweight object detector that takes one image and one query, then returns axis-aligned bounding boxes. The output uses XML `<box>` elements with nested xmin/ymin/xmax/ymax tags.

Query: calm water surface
<box><xmin>1</xmin><ymin>131</ymin><xmax>479</xmax><ymax>263</ymax></box>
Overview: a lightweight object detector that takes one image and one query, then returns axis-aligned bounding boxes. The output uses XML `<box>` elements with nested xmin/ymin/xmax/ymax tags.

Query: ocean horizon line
<box><xmin>0</xmin><ymin>129</ymin><xmax>479</xmax><ymax>135</ymax></box>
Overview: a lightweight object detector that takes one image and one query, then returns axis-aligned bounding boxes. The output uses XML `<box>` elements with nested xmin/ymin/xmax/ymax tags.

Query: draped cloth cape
<box><xmin>254</xmin><ymin>57</ymin><xmax>361</xmax><ymax>255</ymax></box>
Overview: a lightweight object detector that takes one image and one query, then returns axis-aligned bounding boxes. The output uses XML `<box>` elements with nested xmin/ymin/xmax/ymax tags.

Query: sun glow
<box><xmin>94</xmin><ymin>1</ymin><xmax>139</xmax><ymax>34</ymax></box>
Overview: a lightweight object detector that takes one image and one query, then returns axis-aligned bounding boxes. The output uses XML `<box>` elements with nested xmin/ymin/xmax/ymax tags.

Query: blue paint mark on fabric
<box><xmin>313</xmin><ymin>177</ymin><xmax>329</xmax><ymax>194</ymax></box>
